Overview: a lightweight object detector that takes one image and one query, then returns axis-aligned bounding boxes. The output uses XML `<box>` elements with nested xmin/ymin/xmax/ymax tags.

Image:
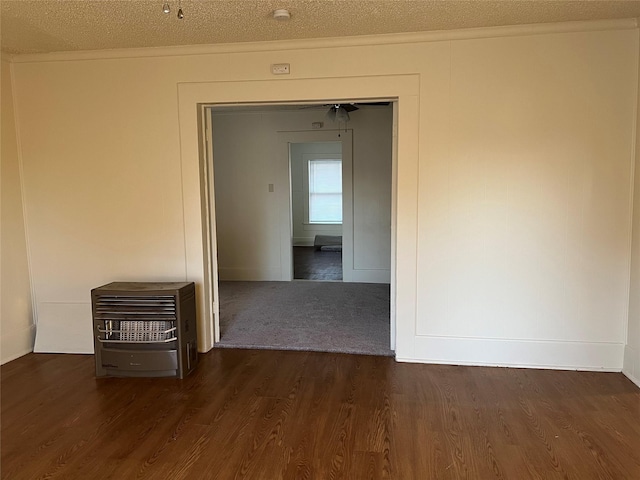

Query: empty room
<box><xmin>2</xmin><ymin>1</ymin><xmax>640</xmax><ymax>478</ymax></box>
<box><xmin>209</xmin><ymin>103</ymin><xmax>394</xmax><ymax>355</ymax></box>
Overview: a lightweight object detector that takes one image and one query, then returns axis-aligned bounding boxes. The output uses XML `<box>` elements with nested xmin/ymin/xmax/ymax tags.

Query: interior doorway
<box><xmin>178</xmin><ymin>74</ymin><xmax>423</xmax><ymax>354</ymax></box>
<box><xmin>290</xmin><ymin>141</ymin><xmax>343</xmax><ymax>281</ymax></box>
<box><xmin>205</xmin><ymin>102</ymin><xmax>394</xmax><ymax>355</ymax></box>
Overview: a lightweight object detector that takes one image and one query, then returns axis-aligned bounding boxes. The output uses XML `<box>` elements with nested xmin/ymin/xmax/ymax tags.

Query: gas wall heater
<box><xmin>92</xmin><ymin>282</ymin><xmax>198</xmax><ymax>379</ymax></box>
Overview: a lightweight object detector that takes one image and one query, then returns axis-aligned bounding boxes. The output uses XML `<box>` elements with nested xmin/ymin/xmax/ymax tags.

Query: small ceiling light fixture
<box><xmin>162</xmin><ymin>1</ymin><xmax>183</xmax><ymax>19</ymax></box>
<box><xmin>326</xmin><ymin>105</ymin><xmax>351</xmax><ymax>136</ymax></box>
<box><xmin>335</xmin><ymin>107</ymin><xmax>350</xmax><ymax>124</ymax></box>
<box><xmin>326</xmin><ymin>105</ymin><xmax>351</xmax><ymax>123</ymax></box>
<box><xmin>273</xmin><ymin>9</ymin><xmax>291</xmax><ymax>21</ymax></box>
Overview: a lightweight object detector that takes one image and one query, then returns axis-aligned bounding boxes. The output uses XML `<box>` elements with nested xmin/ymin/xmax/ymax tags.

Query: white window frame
<box><xmin>303</xmin><ymin>153</ymin><xmax>342</xmax><ymax>225</ymax></box>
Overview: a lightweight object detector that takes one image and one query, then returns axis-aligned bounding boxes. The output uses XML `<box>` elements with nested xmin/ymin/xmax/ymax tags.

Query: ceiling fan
<box><xmin>311</xmin><ymin>102</ymin><xmax>390</xmax><ymax>123</ymax></box>
<box><xmin>305</xmin><ymin>101</ymin><xmax>389</xmax><ymax>112</ymax></box>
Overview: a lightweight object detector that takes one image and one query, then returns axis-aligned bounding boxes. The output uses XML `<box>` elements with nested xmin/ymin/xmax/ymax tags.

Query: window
<box><xmin>308</xmin><ymin>159</ymin><xmax>342</xmax><ymax>224</ymax></box>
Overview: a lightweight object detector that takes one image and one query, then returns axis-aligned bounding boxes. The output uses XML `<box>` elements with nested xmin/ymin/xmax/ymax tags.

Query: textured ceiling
<box><xmin>2</xmin><ymin>0</ymin><xmax>640</xmax><ymax>55</ymax></box>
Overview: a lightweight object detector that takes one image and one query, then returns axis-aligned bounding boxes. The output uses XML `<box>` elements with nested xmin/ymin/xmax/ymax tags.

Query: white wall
<box><xmin>412</xmin><ymin>30</ymin><xmax>637</xmax><ymax>369</ymax></box>
<box><xmin>211</xmin><ymin>107</ymin><xmax>392</xmax><ymax>283</ymax></box>
<box><xmin>209</xmin><ymin>111</ymin><xmax>282</xmax><ymax>281</ymax></box>
<box><xmin>624</xmin><ymin>42</ymin><xmax>640</xmax><ymax>387</ymax></box>
<box><xmin>1</xmin><ymin>56</ymin><xmax>35</xmax><ymax>363</ymax></box>
<box><xmin>290</xmin><ymin>141</ymin><xmax>342</xmax><ymax>246</ymax></box>
<box><xmin>350</xmin><ymin>106</ymin><xmax>393</xmax><ymax>277</ymax></box>
<box><xmin>8</xmin><ymin>20</ymin><xmax>639</xmax><ymax>369</ymax></box>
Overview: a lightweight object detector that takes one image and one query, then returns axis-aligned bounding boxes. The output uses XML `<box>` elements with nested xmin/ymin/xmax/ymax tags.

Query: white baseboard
<box><xmin>347</xmin><ymin>269</ymin><xmax>390</xmax><ymax>284</ymax></box>
<box><xmin>396</xmin><ymin>336</ymin><xmax>624</xmax><ymax>372</ymax></box>
<box><xmin>1</xmin><ymin>324</ymin><xmax>36</xmax><ymax>364</ymax></box>
<box><xmin>34</xmin><ymin>303</ymin><xmax>94</xmax><ymax>354</ymax></box>
<box><xmin>293</xmin><ymin>237</ymin><xmax>315</xmax><ymax>247</ymax></box>
<box><xmin>218</xmin><ymin>267</ymin><xmax>283</xmax><ymax>281</ymax></box>
<box><xmin>623</xmin><ymin>344</ymin><xmax>640</xmax><ymax>388</ymax></box>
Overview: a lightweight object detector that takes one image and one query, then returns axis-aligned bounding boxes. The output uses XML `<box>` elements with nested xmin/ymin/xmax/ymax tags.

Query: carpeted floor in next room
<box><xmin>216</xmin><ymin>281</ymin><xmax>393</xmax><ymax>356</ymax></box>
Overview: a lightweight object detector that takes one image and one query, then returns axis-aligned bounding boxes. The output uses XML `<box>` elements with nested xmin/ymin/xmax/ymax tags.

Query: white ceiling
<box><xmin>2</xmin><ymin>0</ymin><xmax>640</xmax><ymax>55</ymax></box>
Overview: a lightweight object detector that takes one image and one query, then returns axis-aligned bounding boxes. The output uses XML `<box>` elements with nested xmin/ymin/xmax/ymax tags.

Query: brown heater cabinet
<box><xmin>92</xmin><ymin>282</ymin><xmax>198</xmax><ymax>379</ymax></box>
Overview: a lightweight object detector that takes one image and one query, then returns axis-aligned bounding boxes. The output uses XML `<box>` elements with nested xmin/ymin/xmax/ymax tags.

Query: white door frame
<box><xmin>278</xmin><ymin>131</ymin><xmax>354</xmax><ymax>281</ymax></box>
<box><xmin>177</xmin><ymin>75</ymin><xmax>420</xmax><ymax>356</ymax></box>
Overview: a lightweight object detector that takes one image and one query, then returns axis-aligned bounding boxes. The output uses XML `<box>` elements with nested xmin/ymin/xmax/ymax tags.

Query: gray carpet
<box><xmin>216</xmin><ymin>281</ymin><xmax>393</xmax><ymax>356</ymax></box>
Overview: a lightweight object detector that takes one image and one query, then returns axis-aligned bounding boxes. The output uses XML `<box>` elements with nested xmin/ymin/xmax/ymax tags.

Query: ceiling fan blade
<box><xmin>299</xmin><ymin>104</ymin><xmax>327</xmax><ymax>109</ymax></box>
<box><xmin>342</xmin><ymin>104</ymin><xmax>359</xmax><ymax>112</ymax></box>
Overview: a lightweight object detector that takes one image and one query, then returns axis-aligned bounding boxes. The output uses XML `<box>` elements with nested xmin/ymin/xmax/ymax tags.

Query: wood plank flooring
<box><xmin>2</xmin><ymin>349</ymin><xmax>640</xmax><ymax>479</ymax></box>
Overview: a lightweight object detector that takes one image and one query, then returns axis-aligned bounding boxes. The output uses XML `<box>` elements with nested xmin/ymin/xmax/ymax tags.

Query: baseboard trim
<box><xmin>34</xmin><ymin>303</ymin><xmax>94</xmax><ymax>354</ymax></box>
<box><xmin>293</xmin><ymin>237</ymin><xmax>315</xmax><ymax>247</ymax></box>
<box><xmin>623</xmin><ymin>344</ymin><xmax>640</xmax><ymax>388</ymax></box>
<box><xmin>1</xmin><ymin>324</ymin><xmax>36</xmax><ymax>364</ymax></box>
<box><xmin>218</xmin><ymin>267</ymin><xmax>283</xmax><ymax>281</ymax></box>
<box><xmin>396</xmin><ymin>336</ymin><xmax>624</xmax><ymax>371</ymax></box>
<box><xmin>347</xmin><ymin>269</ymin><xmax>391</xmax><ymax>284</ymax></box>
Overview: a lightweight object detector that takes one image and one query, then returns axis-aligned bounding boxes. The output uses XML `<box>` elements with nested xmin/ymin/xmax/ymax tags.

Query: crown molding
<box><xmin>10</xmin><ymin>18</ymin><xmax>638</xmax><ymax>64</ymax></box>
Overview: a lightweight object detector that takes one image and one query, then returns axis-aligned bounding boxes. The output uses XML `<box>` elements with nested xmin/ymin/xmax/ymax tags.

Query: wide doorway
<box><xmin>206</xmin><ymin>102</ymin><xmax>394</xmax><ymax>355</ymax></box>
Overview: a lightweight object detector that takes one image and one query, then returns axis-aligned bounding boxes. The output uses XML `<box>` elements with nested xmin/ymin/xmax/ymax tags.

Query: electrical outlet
<box><xmin>271</xmin><ymin>63</ymin><xmax>290</xmax><ymax>75</ymax></box>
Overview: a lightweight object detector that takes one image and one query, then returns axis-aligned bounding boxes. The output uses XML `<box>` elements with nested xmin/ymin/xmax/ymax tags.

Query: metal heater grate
<box><xmin>92</xmin><ymin>282</ymin><xmax>198</xmax><ymax>378</ymax></box>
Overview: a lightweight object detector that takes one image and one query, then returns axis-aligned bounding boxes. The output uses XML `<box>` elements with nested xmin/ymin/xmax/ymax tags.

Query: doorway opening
<box><xmin>290</xmin><ymin>141</ymin><xmax>344</xmax><ymax>281</ymax></box>
<box><xmin>205</xmin><ymin>101</ymin><xmax>395</xmax><ymax>356</ymax></box>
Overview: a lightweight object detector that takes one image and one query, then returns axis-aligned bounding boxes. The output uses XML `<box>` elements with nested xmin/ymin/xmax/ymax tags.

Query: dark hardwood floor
<box><xmin>2</xmin><ymin>350</ymin><xmax>640</xmax><ymax>479</ymax></box>
<box><xmin>293</xmin><ymin>246</ymin><xmax>342</xmax><ymax>281</ymax></box>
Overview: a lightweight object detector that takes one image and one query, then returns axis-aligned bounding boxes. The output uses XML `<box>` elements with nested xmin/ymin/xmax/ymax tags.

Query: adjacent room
<box><xmin>2</xmin><ymin>1</ymin><xmax>640</xmax><ymax>478</ymax></box>
<box><xmin>290</xmin><ymin>138</ymin><xmax>344</xmax><ymax>282</ymax></box>
<box><xmin>209</xmin><ymin>104</ymin><xmax>394</xmax><ymax>355</ymax></box>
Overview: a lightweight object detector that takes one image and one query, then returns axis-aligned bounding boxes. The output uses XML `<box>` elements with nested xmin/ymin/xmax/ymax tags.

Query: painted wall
<box><xmin>212</xmin><ymin>107</ymin><xmax>392</xmax><ymax>282</ymax></box>
<box><xmin>8</xmin><ymin>22</ymin><xmax>639</xmax><ymax>369</ymax></box>
<box><xmin>624</xmin><ymin>44</ymin><xmax>640</xmax><ymax>387</ymax></box>
<box><xmin>290</xmin><ymin>141</ymin><xmax>343</xmax><ymax>247</ymax></box>
<box><xmin>209</xmin><ymin>111</ymin><xmax>283</xmax><ymax>281</ymax></box>
<box><xmin>412</xmin><ymin>30</ymin><xmax>637</xmax><ymax>369</ymax></box>
<box><xmin>1</xmin><ymin>56</ymin><xmax>34</xmax><ymax>363</ymax></box>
